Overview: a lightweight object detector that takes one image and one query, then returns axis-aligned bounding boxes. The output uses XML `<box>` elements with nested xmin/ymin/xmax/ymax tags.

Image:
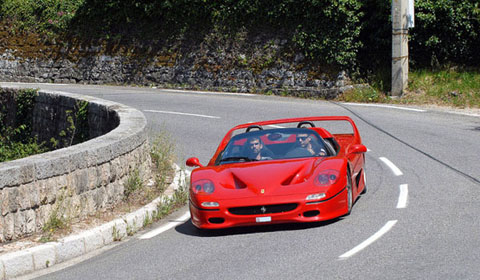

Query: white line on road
<box><xmin>397</xmin><ymin>184</ymin><xmax>409</xmax><ymax>209</ymax></box>
<box><xmin>161</xmin><ymin>88</ymin><xmax>256</xmax><ymax>96</ymax></box>
<box><xmin>339</xmin><ymin>220</ymin><xmax>398</xmax><ymax>259</ymax></box>
<box><xmin>139</xmin><ymin>211</ymin><xmax>191</xmax><ymax>239</ymax></box>
<box><xmin>144</xmin><ymin>110</ymin><xmax>220</xmax><ymax>119</ymax></box>
<box><xmin>379</xmin><ymin>157</ymin><xmax>403</xmax><ymax>176</ymax></box>
<box><xmin>343</xmin><ymin>103</ymin><xmax>427</xmax><ymax>112</ymax></box>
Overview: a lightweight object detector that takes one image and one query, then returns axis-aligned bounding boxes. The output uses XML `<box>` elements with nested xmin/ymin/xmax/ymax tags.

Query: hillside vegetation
<box><xmin>1</xmin><ymin>0</ymin><xmax>479</xmax><ymax>107</ymax></box>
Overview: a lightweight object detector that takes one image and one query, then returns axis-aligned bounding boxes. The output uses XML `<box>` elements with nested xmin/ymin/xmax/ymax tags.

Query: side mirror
<box><xmin>347</xmin><ymin>144</ymin><xmax>367</xmax><ymax>155</ymax></box>
<box><xmin>186</xmin><ymin>157</ymin><xmax>203</xmax><ymax>167</ymax></box>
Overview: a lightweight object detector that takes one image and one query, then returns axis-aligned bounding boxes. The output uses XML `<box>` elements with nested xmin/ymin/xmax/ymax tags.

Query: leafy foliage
<box><xmin>0</xmin><ymin>89</ymin><xmax>48</xmax><ymax>162</ymax></box>
<box><xmin>410</xmin><ymin>0</ymin><xmax>480</xmax><ymax>67</ymax></box>
<box><xmin>0</xmin><ymin>89</ymin><xmax>91</xmax><ymax>162</ymax></box>
<box><xmin>1</xmin><ymin>0</ymin><xmax>82</xmax><ymax>34</ymax></box>
<box><xmin>0</xmin><ymin>0</ymin><xmax>479</xmax><ymax>72</ymax></box>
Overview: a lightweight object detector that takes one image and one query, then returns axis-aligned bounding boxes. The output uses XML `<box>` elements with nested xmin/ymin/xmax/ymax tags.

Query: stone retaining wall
<box><xmin>0</xmin><ymin>88</ymin><xmax>150</xmax><ymax>242</ymax></box>
<box><xmin>0</xmin><ymin>33</ymin><xmax>353</xmax><ymax>99</ymax></box>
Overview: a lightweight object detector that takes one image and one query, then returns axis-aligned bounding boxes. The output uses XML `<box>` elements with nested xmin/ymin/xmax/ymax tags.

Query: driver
<box><xmin>247</xmin><ymin>136</ymin><xmax>274</xmax><ymax>160</ymax></box>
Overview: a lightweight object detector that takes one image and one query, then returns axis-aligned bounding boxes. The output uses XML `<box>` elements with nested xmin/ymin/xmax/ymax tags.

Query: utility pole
<box><xmin>392</xmin><ymin>0</ymin><xmax>413</xmax><ymax>96</ymax></box>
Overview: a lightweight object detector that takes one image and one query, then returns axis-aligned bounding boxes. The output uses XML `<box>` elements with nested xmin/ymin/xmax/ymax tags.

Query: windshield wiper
<box><xmin>219</xmin><ymin>157</ymin><xmax>257</xmax><ymax>163</ymax></box>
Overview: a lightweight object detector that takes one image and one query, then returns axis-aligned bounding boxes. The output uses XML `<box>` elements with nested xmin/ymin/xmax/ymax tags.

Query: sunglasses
<box><xmin>298</xmin><ymin>136</ymin><xmax>309</xmax><ymax>141</ymax></box>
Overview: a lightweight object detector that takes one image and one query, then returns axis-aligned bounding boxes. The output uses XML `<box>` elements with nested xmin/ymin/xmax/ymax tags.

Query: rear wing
<box><xmin>207</xmin><ymin>116</ymin><xmax>361</xmax><ymax>166</ymax></box>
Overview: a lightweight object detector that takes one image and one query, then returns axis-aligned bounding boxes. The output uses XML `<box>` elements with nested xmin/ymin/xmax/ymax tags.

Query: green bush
<box><xmin>0</xmin><ymin>89</ymin><xmax>48</xmax><ymax>162</ymax></box>
<box><xmin>410</xmin><ymin>0</ymin><xmax>480</xmax><ymax>67</ymax></box>
<box><xmin>1</xmin><ymin>0</ymin><xmax>83</xmax><ymax>34</ymax></box>
<box><xmin>1</xmin><ymin>0</ymin><xmax>479</xmax><ymax>72</ymax></box>
<box><xmin>205</xmin><ymin>0</ymin><xmax>363</xmax><ymax>68</ymax></box>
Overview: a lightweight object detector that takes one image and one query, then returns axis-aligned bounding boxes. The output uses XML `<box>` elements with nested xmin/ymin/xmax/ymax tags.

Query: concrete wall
<box><xmin>0</xmin><ymin>87</ymin><xmax>150</xmax><ymax>242</ymax></box>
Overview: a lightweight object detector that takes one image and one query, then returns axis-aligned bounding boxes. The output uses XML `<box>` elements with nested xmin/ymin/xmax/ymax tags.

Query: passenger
<box><xmin>286</xmin><ymin>133</ymin><xmax>327</xmax><ymax>157</ymax></box>
<box><xmin>298</xmin><ymin>133</ymin><xmax>327</xmax><ymax>156</ymax></box>
<box><xmin>246</xmin><ymin>136</ymin><xmax>274</xmax><ymax>160</ymax></box>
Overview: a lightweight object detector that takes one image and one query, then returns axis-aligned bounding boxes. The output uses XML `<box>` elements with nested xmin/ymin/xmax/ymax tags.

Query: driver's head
<box><xmin>297</xmin><ymin>133</ymin><xmax>311</xmax><ymax>148</ymax></box>
<box><xmin>248</xmin><ymin>137</ymin><xmax>263</xmax><ymax>154</ymax></box>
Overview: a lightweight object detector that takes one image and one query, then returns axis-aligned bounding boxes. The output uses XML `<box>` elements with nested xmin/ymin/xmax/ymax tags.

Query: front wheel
<box><xmin>361</xmin><ymin>156</ymin><xmax>367</xmax><ymax>194</ymax></box>
<box><xmin>346</xmin><ymin>170</ymin><xmax>353</xmax><ymax>215</ymax></box>
<box><xmin>361</xmin><ymin>168</ymin><xmax>367</xmax><ymax>194</ymax></box>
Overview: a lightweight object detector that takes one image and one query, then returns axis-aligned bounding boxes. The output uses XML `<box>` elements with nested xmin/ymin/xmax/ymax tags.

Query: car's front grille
<box><xmin>228</xmin><ymin>203</ymin><xmax>298</xmax><ymax>215</ymax></box>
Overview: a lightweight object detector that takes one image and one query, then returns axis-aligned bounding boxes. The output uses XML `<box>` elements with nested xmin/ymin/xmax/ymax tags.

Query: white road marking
<box><xmin>397</xmin><ymin>184</ymin><xmax>409</xmax><ymax>208</ymax></box>
<box><xmin>343</xmin><ymin>103</ymin><xmax>426</xmax><ymax>112</ymax></box>
<box><xmin>162</xmin><ymin>88</ymin><xmax>255</xmax><ymax>96</ymax></box>
<box><xmin>339</xmin><ymin>220</ymin><xmax>398</xmax><ymax>259</ymax></box>
<box><xmin>379</xmin><ymin>157</ymin><xmax>403</xmax><ymax>176</ymax></box>
<box><xmin>139</xmin><ymin>211</ymin><xmax>191</xmax><ymax>239</ymax></box>
<box><xmin>144</xmin><ymin>110</ymin><xmax>220</xmax><ymax>119</ymax></box>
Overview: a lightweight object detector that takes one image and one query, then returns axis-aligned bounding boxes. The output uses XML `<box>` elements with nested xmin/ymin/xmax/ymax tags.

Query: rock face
<box><xmin>0</xmin><ymin>30</ymin><xmax>353</xmax><ymax>99</ymax></box>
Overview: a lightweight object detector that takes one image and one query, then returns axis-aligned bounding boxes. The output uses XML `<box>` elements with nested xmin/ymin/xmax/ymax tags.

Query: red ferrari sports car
<box><xmin>186</xmin><ymin>116</ymin><xmax>367</xmax><ymax>229</ymax></box>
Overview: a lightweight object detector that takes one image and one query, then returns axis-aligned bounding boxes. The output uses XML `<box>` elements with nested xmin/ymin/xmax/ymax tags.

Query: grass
<box><xmin>150</xmin><ymin>130</ymin><xmax>176</xmax><ymax>194</ymax></box>
<box><xmin>124</xmin><ymin>168</ymin><xmax>143</xmax><ymax>200</ymax></box>
<box><xmin>39</xmin><ymin>188</ymin><xmax>72</xmax><ymax>242</ymax></box>
<box><xmin>405</xmin><ymin>69</ymin><xmax>480</xmax><ymax>108</ymax></box>
<box><xmin>36</xmin><ymin>130</ymin><xmax>186</xmax><ymax>243</ymax></box>
<box><xmin>336</xmin><ymin>68</ymin><xmax>480</xmax><ymax>108</ymax></box>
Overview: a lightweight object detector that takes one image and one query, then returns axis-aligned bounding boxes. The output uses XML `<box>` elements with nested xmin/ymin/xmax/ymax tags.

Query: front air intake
<box><xmin>228</xmin><ymin>203</ymin><xmax>298</xmax><ymax>215</ymax></box>
<box><xmin>208</xmin><ymin>218</ymin><xmax>225</xmax><ymax>224</ymax></box>
<box><xmin>303</xmin><ymin>210</ymin><xmax>320</xmax><ymax>217</ymax></box>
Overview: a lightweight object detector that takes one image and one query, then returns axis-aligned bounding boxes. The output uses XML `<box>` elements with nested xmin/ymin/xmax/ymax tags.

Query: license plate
<box><xmin>256</xmin><ymin>216</ymin><xmax>272</xmax><ymax>223</ymax></box>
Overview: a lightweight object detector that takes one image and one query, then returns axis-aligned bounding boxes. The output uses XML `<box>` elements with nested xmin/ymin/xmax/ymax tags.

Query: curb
<box><xmin>0</xmin><ymin>165</ymin><xmax>188</xmax><ymax>280</ymax></box>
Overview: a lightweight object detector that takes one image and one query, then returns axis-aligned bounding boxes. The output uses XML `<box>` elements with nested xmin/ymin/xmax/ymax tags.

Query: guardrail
<box><xmin>0</xmin><ymin>88</ymin><xmax>151</xmax><ymax>242</ymax></box>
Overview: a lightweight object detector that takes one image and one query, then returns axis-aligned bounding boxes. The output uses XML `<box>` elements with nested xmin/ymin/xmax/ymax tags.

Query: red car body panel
<box><xmin>187</xmin><ymin>116</ymin><xmax>366</xmax><ymax>229</ymax></box>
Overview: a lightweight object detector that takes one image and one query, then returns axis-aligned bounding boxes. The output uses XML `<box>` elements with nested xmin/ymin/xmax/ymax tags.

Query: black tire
<box><xmin>346</xmin><ymin>169</ymin><xmax>353</xmax><ymax>215</ymax></box>
<box><xmin>361</xmin><ymin>157</ymin><xmax>367</xmax><ymax>194</ymax></box>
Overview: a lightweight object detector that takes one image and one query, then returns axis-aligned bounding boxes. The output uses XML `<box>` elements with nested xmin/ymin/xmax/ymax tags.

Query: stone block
<box><xmin>0</xmin><ymin>162</ymin><xmax>34</xmax><ymax>188</ymax></box>
<box><xmin>0</xmin><ymin>215</ymin><xmax>4</xmax><ymax>243</ymax></box>
<box><xmin>74</xmin><ymin>169</ymin><xmax>89</xmax><ymax>195</ymax></box>
<box><xmin>28</xmin><ymin>243</ymin><xmax>56</xmax><ymax>270</ymax></box>
<box><xmin>81</xmin><ymin>229</ymin><xmax>104</xmax><ymax>253</ymax></box>
<box><xmin>25</xmin><ymin>209</ymin><xmax>36</xmax><ymax>235</ymax></box>
<box><xmin>1</xmin><ymin>250</ymin><xmax>34</xmax><ymax>279</ymax></box>
<box><xmin>113</xmin><ymin>219</ymin><xmax>127</xmax><ymax>241</ymax></box>
<box><xmin>28</xmin><ymin>182</ymin><xmax>40</xmax><ymax>208</ymax></box>
<box><xmin>88</xmin><ymin>166</ymin><xmax>99</xmax><ymax>190</ymax></box>
<box><xmin>68</xmin><ymin>148</ymin><xmax>89</xmax><ymax>170</ymax></box>
<box><xmin>17</xmin><ymin>184</ymin><xmax>31</xmax><ymax>210</ymax></box>
<box><xmin>0</xmin><ymin>189</ymin><xmax>8</xmax><ymax>216</ymax></box>
<box><xmin>99</xmin><ymin>163</ymin><xmax>110</xmax><ymax>186</ymax></box>
<box><xmin>97</xmin><ymin>221</ymin><xmax>115</xmax><ymax>245</ymax></box>
<box><xmin>95</xmin><ymin>187</ymin><xmax>107</xmax><ymax>209</ymax></box>
<box><xmin>7</xmin><ymin>188</ymin><xmax>19</xmax><ymax>213</ymax></box>
<box><xmin>14</xmin><ymin>211</ymin><xmax>26</xmax><ymax>239</ymax></box>
<box><xmin>55</xmin><ymin>235</ymin><xmax>85</xmax><ymax>263</ymax></box>
<box><xmin>35</xmin><ymin>204</ymin><xmax>52</xmax><ymax>231</ymax></box>
<box><xmin>0</xmin><ymin>258</ymin><xmax>4</xmax><ymax>280</ymax></box>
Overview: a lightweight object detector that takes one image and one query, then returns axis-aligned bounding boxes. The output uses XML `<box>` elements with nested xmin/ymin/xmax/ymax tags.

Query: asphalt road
<box><xmin>3</xmin><ymin>83</ymin><xmax>480</xmax><ymax>280</ymax></box>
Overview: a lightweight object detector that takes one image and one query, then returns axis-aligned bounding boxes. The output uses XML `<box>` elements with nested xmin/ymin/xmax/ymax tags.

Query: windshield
<box><xmin>217</xmin><ymin>128</ymin><xmax>329</xmax><ymax>165</ymax></box>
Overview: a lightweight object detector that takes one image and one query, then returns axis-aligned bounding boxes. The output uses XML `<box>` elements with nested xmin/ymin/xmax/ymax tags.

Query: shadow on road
<box><xmin>175</xmin><ymin>218</ymin><xmax>342</xmax><ymax>237</ymax></box>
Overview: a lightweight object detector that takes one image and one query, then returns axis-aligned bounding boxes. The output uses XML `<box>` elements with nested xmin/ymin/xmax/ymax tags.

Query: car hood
<box><xmin>191</xmin><ymin>157</ymin><xmax>345</xmax><ymax>198</ymax></box>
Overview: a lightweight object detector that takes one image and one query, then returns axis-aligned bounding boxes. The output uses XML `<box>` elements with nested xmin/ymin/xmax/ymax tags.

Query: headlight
<box><xmin>306</xmin><ymin>193</ymin><xmax>326</xmax><ymax>200</ymax></box>
<box><xmin>191</xmin><ymin>179</ymin><xmax>216</xmax><ymax>194</ymax></box>
<box><xmin>314</xmin><ymin>170</ymin><xmax>340</xmax><ymax>186</ymax></box>
<box><xmin>201</xmin><ymin>202</ymin><xmax>219</xmax><ymax>207</ymax></box>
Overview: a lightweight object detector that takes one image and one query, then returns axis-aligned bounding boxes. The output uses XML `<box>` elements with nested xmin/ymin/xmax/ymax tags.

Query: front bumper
<box><xmin>189</xmin><ymin>187</ymin><xmax>349</xmax><ymax>229</ymax></box>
